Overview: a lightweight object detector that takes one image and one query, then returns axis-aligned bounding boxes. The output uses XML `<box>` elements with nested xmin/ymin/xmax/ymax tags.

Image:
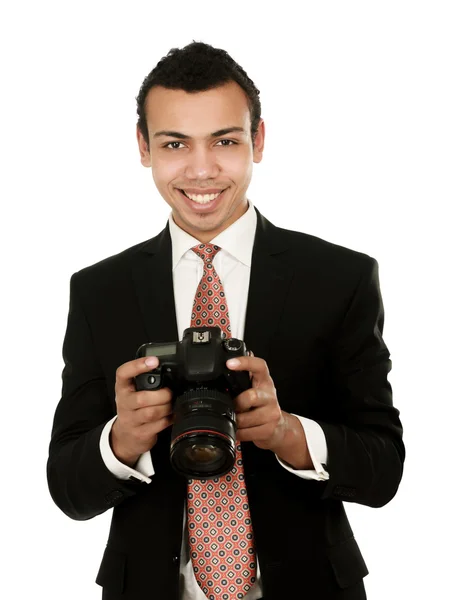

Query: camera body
<box><xmin>134</xmin><ymin>326</ymin><xmax>251</xmax><ymax>479</ymax></box>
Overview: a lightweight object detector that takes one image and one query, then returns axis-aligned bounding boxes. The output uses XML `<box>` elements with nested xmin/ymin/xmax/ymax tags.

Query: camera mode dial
<box><xmin>224</xmin><ymin>338</ymin><xmax>242</xmax><ymax>352</ymax></box>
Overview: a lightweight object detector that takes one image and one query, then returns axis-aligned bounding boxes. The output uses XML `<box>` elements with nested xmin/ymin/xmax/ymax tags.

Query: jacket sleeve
<box><xmin>316</xmin><ymin>257</ymin><xmax>405</xmax><ymax>508</ymax></box>
<box><xmin>46</xmin><ymin>272</ymin><xmax>145</xmax><ymax>521</ymax></box>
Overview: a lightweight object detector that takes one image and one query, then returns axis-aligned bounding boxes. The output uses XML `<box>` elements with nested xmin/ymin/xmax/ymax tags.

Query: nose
<box><xmin>184</xmin><ymin>146</ymin><xmax>220</xmax><ymax>180</ymax></box>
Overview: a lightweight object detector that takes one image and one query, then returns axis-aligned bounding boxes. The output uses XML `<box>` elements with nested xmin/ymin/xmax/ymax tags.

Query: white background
<box><xmin>1</xmin><ymin>1</ymin><xmax>463</xmax><ymax>598</ymax></box>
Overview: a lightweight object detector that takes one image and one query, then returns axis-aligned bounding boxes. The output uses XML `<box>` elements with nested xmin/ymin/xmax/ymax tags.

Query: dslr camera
<box><xmin>134</xmin><ymin>326</ymin><xmax>251</xmax><ymax>480</ymax></box>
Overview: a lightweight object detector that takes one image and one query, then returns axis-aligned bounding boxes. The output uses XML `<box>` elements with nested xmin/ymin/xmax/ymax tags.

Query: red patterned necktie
<box><xmin>187</xmin><ymin>243</ymin><xmax>257</xmax><ymax>600</ymax></box>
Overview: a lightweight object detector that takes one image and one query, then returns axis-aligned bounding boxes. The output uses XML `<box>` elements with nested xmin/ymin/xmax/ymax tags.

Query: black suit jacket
<box><xmin>47</xmin><ymin>208</ymin><xmax>405</xmax><ymax>600</ymax></box>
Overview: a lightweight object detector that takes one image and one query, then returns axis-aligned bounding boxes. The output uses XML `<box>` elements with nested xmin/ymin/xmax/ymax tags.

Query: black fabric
<box><xmin>47</xmin><ymin>208</ymin><xmax>405</xmax><ymax>600</ymax></box>
<box><xmin>327</xmin><ymin>537</ymin><xmax>369</xmax><ymax>588</ymax></box>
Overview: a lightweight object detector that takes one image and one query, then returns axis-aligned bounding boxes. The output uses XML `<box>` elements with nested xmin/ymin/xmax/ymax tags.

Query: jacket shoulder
<box><xmin>70</xmin><ymin>234</ymin><xmax>161</xmax><ymax>287</ymax></box>
<box><xmin>276</xmin><ymin>224</ymin><xmax>377</xmax><ymax>272</ymax></box>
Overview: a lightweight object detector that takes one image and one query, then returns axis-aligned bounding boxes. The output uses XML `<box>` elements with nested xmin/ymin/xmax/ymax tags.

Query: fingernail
<box><xmin>145</xmin><ymin>357</ymin><xmax>157</xmax><ymax>367</ymax></box>
<box><xmin>227</xmin><ymin>358</ymin><xmax>240</xmax><ymax>368</ymax></box>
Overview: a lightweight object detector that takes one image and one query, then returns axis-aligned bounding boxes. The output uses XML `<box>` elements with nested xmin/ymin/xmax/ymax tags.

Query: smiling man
<box><xmin>47</xmin><ymin>41</ymin><xmax>405</xmax><ymax>600</ymax></box>
<box><xmin>138</xmin><ymin>81</ymin><xmax>263</xmax><ymax>241</ymax></box>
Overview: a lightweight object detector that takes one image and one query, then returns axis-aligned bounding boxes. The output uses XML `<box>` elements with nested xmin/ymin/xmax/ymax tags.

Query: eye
<box><xmin>162</xmin><ymin>139</ymin><xmax>237</xmax><ymax>150</ymax></box>
<box><xmin>163</xmin><ymin>141</ymin><xmax>185</xmax><ymax>150</ymax></box>
<box><xmin>217</xmin><ymin>139</ymin><xmax>237</xmax><ymax>147</ymax></box>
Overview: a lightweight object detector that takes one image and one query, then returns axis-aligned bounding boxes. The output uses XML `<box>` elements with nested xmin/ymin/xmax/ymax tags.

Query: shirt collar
<box><xmin>169</xmin><ymin>200</ymin><xmax>257</xmax><ymax>270</ymax></box>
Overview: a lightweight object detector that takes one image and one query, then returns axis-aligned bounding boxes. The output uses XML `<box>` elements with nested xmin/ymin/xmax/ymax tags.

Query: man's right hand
<box><xmin>111</xmin><ymin>356</ymin><xmax>174</xmax><ymax>467</ymax></box>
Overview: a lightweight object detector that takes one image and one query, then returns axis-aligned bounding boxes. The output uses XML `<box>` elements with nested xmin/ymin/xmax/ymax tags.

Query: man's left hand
<box><xmin>226</xmin><ymin>355</ymin><xmax>289</xmax><ymax>451</ymax></box>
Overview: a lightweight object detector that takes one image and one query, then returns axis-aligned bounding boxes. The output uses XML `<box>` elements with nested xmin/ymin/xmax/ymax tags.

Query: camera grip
<box><xmin>225</xmin><ymin>369</ymin><xmax>251</xmax><ymax>397</ymax></box>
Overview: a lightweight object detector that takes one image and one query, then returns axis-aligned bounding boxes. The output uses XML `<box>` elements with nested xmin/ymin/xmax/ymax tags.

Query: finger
<box><xmin>131</xmin><ymin>415</ymin><xmax>175</xmax><ymax>443</ymax></box>
<box><xmin>248</xmin><ymin>351</ymin><xmax>254</xmax><ymax>379</ymax></box>
<box><xmin>236</xmin><ymin>422</ymin><xmax>276</xmax><ymax>443</ymax></box>
<box><xmin>227</xmin><ymin>356</ymin><xmax>271</xmax><ymax>384</ymax></box>
<box><xmin>116</xmin><ymin>389</ymin><xmax>172</xmax><ymax>415</ymax></box>
<box><xmin>115</xmin><ymin>356</ymin><xmax>160</xmax><ymax>391</ymax></box>
<box><xmin>234</xmin><ymin>388</ymin><xmax>268</xmax><ymax>413</ymax></box>
<box><xmin>133</xmin><ymin>402</ymin><xmax>174</xmax><ymax>426</ymax></box>
<box><xmin>235</xmin><ymin>406</ymin><xmax>269</xmax><ymax>429</ymax></box>
<box><xmin>134</xmin><ymin>387</ymin><xmax>173</xmax><ymax>409</ymax></box>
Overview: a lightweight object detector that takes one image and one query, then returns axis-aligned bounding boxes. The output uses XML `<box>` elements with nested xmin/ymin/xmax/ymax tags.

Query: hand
<box><xmin>226</xmin><ymin>355</ymin><xmax>288</xmax><ymax>451</ymax></box>
<box><xmin>111</xmin><ymin>356</ymin><xmax>174</xmax><ymax>467</ymax></box>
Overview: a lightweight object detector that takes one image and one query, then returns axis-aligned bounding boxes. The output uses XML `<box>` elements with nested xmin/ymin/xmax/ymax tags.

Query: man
<box><xmin>47</xmin><ymin>41</ymin><xmax>405</xmax><ymax>600</ymax></box>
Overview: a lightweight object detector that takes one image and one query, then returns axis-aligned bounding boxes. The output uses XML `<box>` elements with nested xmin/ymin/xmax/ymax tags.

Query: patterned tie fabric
<box><xmin>187</xmin><ymin>243</ymin><xmax>257</xmax><ymax>600</ymax></box>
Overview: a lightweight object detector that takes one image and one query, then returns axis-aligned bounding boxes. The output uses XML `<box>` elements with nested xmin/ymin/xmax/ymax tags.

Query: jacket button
<box><xmin>172</xmin><ymin>554</ymin><xmax>180</xmax><ymax>564</ymax></box>
<box><xmin>333</xmin><ymin>485</ymin><xmax>355</xmax><ymax>498</ymax></box>
<box><xmin>104</xmin><ymin>490</ymin><xmax>124</xmax><ymax>505</ymax></box>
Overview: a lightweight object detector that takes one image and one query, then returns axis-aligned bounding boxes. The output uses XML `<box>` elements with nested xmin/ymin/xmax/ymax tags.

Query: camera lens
<box><xmin>170</xmin><ymin>389</ymin><xmax>236</xmax><ymax>479</ymax></box>
<box><xmin>185</xmin><ymin>444</ymin><xmax>220</xmax><ymax>464</ymax></box>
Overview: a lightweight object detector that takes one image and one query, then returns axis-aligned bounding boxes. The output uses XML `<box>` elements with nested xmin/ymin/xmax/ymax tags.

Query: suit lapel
<box><xmin>131</xmin><ymin>208</ymin><xmax>294</xmax><ymax>358</ymax></box>
<box><xmin>131</xmin><ymin>223</ymin><xmax>179</xmax><ymax>343</ymax></box>
<box><xmin>243</xmin><ymin>208</ymin><xmax>293</xmax><ymax>362</ymax></box>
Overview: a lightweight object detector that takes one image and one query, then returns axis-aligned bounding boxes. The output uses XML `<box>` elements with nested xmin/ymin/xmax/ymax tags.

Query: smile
<box><xmin>181</xmin><ymin>190</ymin><xmax>222</xmax><ymax>204</ymax></box>
<box><xmin>176</xmin><ymin>187</ymin><xmax>229</xmax><ymax>210</ymax></box>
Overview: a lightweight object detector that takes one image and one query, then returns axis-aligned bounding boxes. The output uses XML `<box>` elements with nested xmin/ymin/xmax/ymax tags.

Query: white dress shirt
<box><xmin>100</xmin><ymin>200</ymin><xmax>329</xmax><ymax>599</ymax></box>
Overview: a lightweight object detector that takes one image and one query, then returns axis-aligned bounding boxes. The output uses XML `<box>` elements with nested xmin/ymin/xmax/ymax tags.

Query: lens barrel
<box><xmin>170</xmin><ymin>389</ymin><xmax>236</xmax><ymax>479</ymax></box>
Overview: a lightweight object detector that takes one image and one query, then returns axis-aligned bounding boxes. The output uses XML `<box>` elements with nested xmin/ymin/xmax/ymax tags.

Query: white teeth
<box><xmin>183</xmin><ymin>191</ymin><xmax>222</xmax><ymax>203</ymax></box>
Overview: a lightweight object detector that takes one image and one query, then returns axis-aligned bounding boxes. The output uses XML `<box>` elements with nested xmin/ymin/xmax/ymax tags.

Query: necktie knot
<box><xmin>191</xmin><ymin>243</ymin><xmax>221</xmax><ymax>264</ymax></box>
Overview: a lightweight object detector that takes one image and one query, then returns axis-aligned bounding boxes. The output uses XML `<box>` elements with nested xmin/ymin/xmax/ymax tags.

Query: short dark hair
<box><xmin>136</xmin><ymin>41</ymin><xmax>261</xmax><ymax>151</ymax></box>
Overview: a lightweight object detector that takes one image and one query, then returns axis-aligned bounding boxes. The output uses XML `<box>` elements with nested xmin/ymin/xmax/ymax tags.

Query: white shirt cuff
<box><xmin>275</xmin><ymin>415</ymin><xmax>330</xmax><ymax>481</ymax></box>
<box><xmin>99</xmin><ymin>416</ymin><xmax>155</xmax><ymax>484</ymax></box>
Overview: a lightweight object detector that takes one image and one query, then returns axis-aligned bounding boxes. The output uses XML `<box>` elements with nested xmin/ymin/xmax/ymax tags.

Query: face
<box><xmin>136</xmin><ymin>81</ymin><xmax>265</xmax><ymax>242</ymax></box>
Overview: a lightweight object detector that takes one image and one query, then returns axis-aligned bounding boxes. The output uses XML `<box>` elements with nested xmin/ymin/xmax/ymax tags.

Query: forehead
<box><xmin>144</xmin><ymin>81</ymin><xmax>251</xmax><ymax>134</ymax></box>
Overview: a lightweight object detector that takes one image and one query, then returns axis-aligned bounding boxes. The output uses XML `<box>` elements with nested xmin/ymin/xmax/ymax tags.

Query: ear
<box><xmin>252</xmin><ymin>119</ymin><xmax>265</xmax><ymax>164</ymax></box>
<box><xmin>136</xmin><ymin>125</ymin><xmax>151</xmax><ymax>168</ymax></box>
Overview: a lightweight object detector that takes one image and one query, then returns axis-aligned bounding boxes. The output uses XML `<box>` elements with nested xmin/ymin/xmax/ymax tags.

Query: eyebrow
<box><xmin>153</xmin><ymin>127</ymin><xmax>245</xmax><ymax>140</ymax></box>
